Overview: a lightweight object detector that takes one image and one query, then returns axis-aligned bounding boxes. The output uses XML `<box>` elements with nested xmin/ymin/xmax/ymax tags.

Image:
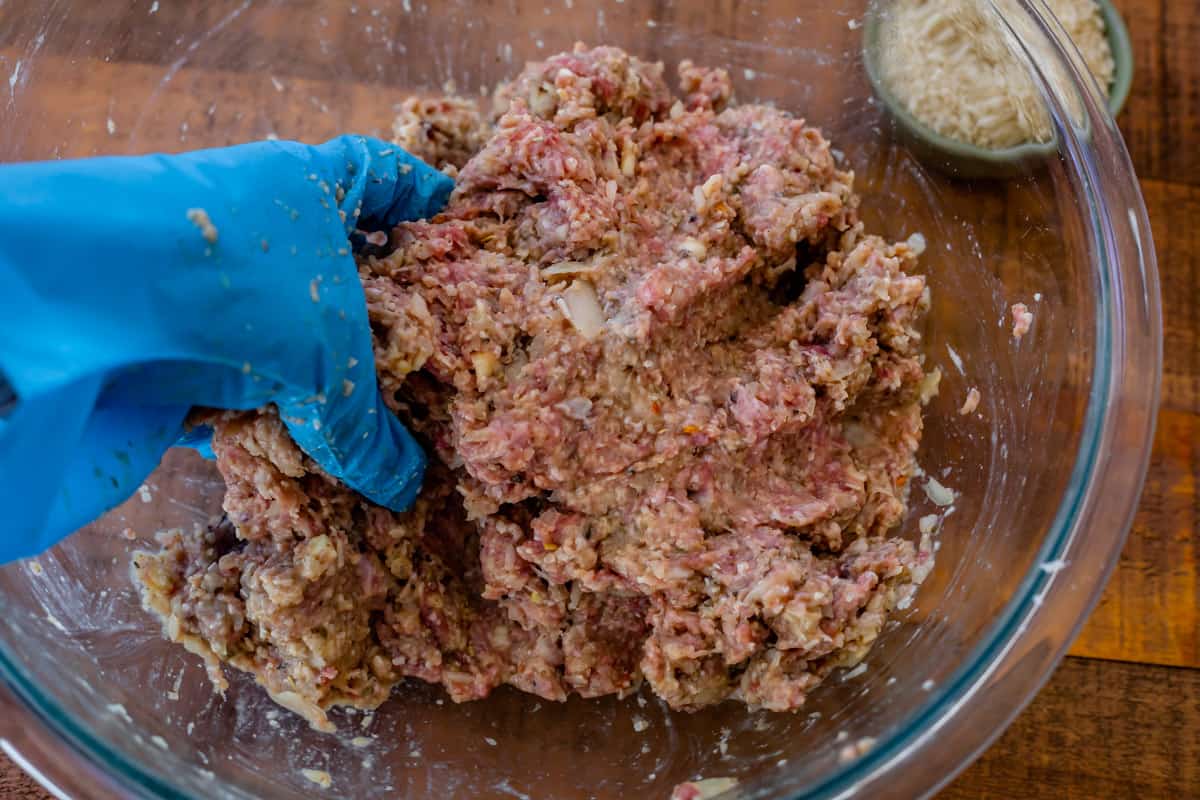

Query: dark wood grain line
<box><xmin>1071</xmin><ymin>407</ymin><xmax>1199</xmax><ymax>668</ymax></box>
<box><xmin>0</xmin><ymin>758</ymin><xmax>51</xmax><ymax>800</ymax></box>
<box><xmin>942</xmin><ymin>656</ymin><xmax>1200</xmax><ymax>799</ymax></box>
<box><xmin>1138</xmin><ymin>180</ymin><xmax>1200</xmax><ymax>414</ymax></box>
<box><xmin>1112</xmin><ymin>0</ymin><xmax>1200</xmax><ymax>186</ymax></box>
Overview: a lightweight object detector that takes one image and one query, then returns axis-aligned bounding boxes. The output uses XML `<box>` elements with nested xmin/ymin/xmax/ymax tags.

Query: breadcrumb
<box><xmin>186</xmin><ymin>208</ymin><xmax>219</xmax><ymax>244</ymax></box>
<box><xmin>958</xmin><ymin>387</ymin><xmax>981</xmax><ymax>415</ymax></box>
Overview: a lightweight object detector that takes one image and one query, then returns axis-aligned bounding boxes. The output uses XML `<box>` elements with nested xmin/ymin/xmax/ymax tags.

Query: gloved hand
<box><xmin>0</xmin><ymin>136</ymin><xmax>453</xmax><ymax>564</ymax></box>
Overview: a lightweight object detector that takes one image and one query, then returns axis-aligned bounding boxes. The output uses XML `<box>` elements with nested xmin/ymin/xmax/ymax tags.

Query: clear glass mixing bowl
<box><xmin>0</xmin><ymin>1</ymin><xmax>1160</xmax><ymax>798</ymax></box>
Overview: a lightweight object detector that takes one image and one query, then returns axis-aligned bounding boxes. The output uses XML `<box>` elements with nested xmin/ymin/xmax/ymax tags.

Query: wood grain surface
<box><xmin>941</xmin><ymin>657</ymin><xmax>1200</xmax><ymax>799</ymax></box>
<box><xmin>1</xmin><ymin>0</ymin><xmax>1197</xmax><ymax>797</ymax></box>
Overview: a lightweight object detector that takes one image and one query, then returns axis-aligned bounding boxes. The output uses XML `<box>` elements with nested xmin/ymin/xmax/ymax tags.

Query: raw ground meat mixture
<box><xmin>134</xmin><ymin>45</ymin><xmax>935</xmax><ymax>732</ymax></box>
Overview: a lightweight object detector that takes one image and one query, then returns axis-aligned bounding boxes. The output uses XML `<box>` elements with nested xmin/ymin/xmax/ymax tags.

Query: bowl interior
<box><xmin>0</xmin><ymin>1</ymin><xmax>1105</xmax><ymax>798</ymax></box>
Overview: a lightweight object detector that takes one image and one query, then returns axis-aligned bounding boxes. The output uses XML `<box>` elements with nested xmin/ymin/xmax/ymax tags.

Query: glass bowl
<box><xmin>0</xmin><ymin>1</ymin><xmax>1160</xmax><ymax>799</ymax></box>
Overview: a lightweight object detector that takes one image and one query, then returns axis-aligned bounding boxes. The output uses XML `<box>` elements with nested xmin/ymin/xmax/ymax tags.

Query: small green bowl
<box><xmin>862</xmin><ymin>0</ymin><xmax>1133</xmax><ymax>180</ymax></box>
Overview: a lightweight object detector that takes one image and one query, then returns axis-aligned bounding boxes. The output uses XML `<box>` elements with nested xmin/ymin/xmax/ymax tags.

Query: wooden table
<box><xmin>1</xmin><ymin>0</ymin><xmax>1196</xmax><ymax>797</ymax></box>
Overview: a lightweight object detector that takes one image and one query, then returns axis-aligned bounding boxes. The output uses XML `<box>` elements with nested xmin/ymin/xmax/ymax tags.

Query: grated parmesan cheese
<box><xmin>877</xmin><ymin>0</ymin><xmax>1115</xmax><ymax>149</ymax></box>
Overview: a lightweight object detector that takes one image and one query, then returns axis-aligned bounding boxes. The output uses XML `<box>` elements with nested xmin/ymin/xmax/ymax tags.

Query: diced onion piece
<box><xmin>905</xmin><ymin>232</ymin><xmax>927</xmax><ymax>255</ymax></box>
<box><xmin>693</xmin><ymin>174</ymin><xmax>724</xmax><ymax>212</ymax></box>
<box><xmin>620</xmin><ymin>140</ymin><xmax>638</xmax><ymax>177</ymax></box>
<box><xmin>297</xmin><ymin>534</ymin><xmax>336</xmax><ymax>580</ymax></box>
<box><xmin>471</xmin><ymin>351</ymin><xmax>499</xmax><ymax>381</ymax></box>
<box><xmin>301</xmin><ymin>769</ymin><xmax>333</xmax><ymax>789</ymax></box>
<box><xmin>542</xmin><ymin>260</ymin><xmax>594</xmax><ymax>281</ymax></box>
<box><xmin>679</xmin><ymin>237</ymin><xmax>707</xmax><ymax>259</ymax></box>
<box><xmin>559</xmin><ymin>280</ymin><xmax>606</xmax><ymax>339</ymax></box>
<box><xmin>681</xmin><ymin>778</ymin><xmax>739</xmax><ymax>799</ymax></box>
<box><xmin>918</xmin><ymin>366</ymin><xmax>942</xmax><ymax>404</ymax></box>
<box><xmin>923</xmin><ymin>476</ymin><xmax>957</xmax><ymax>507</ymax></box>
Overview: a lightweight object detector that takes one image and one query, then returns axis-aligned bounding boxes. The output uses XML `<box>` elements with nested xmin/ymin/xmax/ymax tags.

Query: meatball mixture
<box><xmin>135</xmin><ymin>45</ymin><xmax>934</xmax><ymax>731</ymax></box>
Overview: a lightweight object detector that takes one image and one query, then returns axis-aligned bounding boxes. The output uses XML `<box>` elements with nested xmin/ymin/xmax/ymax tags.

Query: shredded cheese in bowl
<box><xmin>876</xmin><ymin>0</ymin><xmax>1115</xmax><ymax>149</ymax></box>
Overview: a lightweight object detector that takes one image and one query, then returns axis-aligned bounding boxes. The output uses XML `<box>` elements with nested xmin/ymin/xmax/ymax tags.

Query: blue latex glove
<box><xmin>0</xmin><ymin>136</ymin><xmax>453</xmax><ymax>564</ymax></box>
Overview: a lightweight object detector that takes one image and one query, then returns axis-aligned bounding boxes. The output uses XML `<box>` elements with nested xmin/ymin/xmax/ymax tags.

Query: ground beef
<box><xmin>135</xmin><ymin>44</ymin><xmax>934</xmax><ymax>732</ymax></box>
<box><xmin>1011</xmin><ymin>301</ymin><xmax>1033</xmax><ymax>340</ymax></box>
<box><xmin>391</xmin><ymin>95</ymin><xmax>490</xmax><ymax>172</ymax></box>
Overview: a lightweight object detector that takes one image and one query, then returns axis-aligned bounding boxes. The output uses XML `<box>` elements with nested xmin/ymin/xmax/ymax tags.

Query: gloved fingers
<box><xmin>41</xmin><ymin>402</ymin><xmax>187</xmax><ymax>538</ymax></box>
<box><xmin>311</xmin><ymin>135</ymin><xmax>454</xmax><ymax>233</ymax></box>
<box><xmin>279</xmin><ymin>386</ymin><xmax>426</xmax><ymax>511</ymax></box>
<box><xmin>0</xmin><ymin>377</ymin><xmax>100</xmax><ymax>561</ymax></box>
<box><xmin>0</xmin><ymin>137</ymin><xmax>448</xmax><ymax>414</ymax></box>
<box><xmin>0</xmin><ymin>373</ymin><xmax>184</xmax><ymax>562</ymax></box>
<box><xmin>0</xmin><ymin>136</ymin><xmax>448</xmax><ymax>559</ymax></box>
<box><xmin>140</xmin><ymin>343</ymin><xmax>427</xmax><ymax>510</ymax></box>
<box><xmin>65</xmin><ymin>249</ymin><xmax>420</xmax><ymax>513</ymax></box>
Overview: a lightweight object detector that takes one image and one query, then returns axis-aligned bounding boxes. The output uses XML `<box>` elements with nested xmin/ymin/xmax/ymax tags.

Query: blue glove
<box><xmin>0</xmin><ymin>136</ymin><xmax>453</xmax><ymax>564</ymax></box>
